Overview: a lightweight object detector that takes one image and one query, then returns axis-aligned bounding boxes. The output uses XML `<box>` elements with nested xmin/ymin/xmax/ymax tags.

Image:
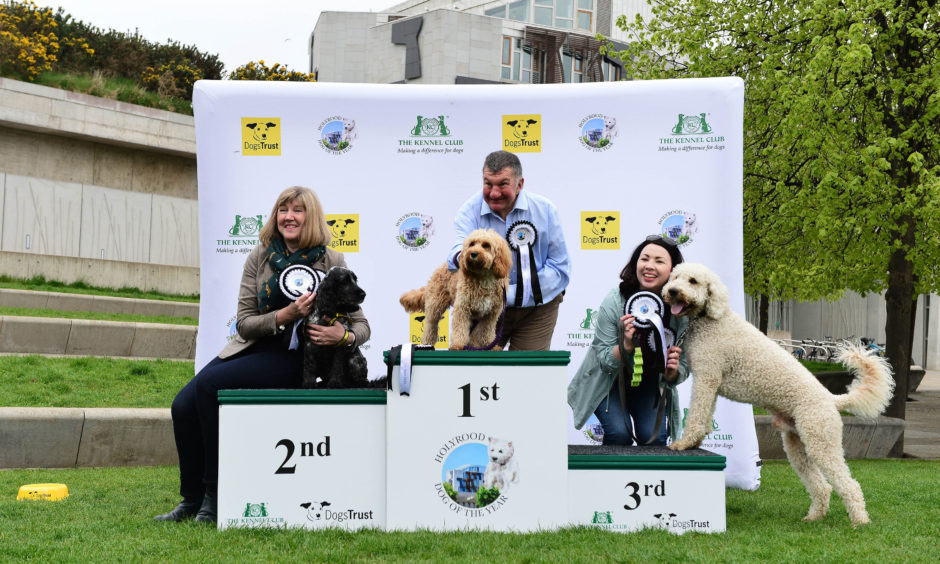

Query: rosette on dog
<box><xmin>506</xmin><ymin>220</ymin><xmax>542</xmax><ymax>307</ymax></box>
<box><xmin>625</xmin><ymin>291</ymin><xmax>670</xmax><ymax>369</ymax></box>
<box><xmin>278</xmin><ymin>265</ymin><xmax>322</xmax><ymax>301</ymax></box>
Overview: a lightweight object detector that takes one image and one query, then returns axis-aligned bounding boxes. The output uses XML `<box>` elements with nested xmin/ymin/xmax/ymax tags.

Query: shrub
<box><xmin>475</xmin><ymin>486</ymin><xmax>500</xmax><ymax>508</ymax></box>
<box><xmin>141</xmin><ymin>59</ymin><xmax>202</xmax><ymax>98</ymax></box>
<box><xmin>228</xmin><ymin>60</ymin><xmax>316</xmax><ymax>82</ymax></box>
<box><xmin>0</xmin><ymin>0</ymin><xmax>90</xmax><ymax>81</ymax></box>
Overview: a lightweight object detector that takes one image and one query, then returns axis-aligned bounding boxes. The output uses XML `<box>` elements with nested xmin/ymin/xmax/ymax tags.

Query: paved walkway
<box><xmin>903</xmin><ymin>369</ymin><xmax>940</xmax><ymax>459</ymax></box>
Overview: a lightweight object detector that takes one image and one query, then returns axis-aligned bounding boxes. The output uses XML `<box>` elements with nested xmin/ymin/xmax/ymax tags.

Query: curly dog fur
<box><xmin>400</xmin><ymin>228</ymin><xmax>511</xmax><ymax>350</ymax></box>
<box><xmin>303</xmin><ymin>266</ymin><xmax>368</xmax><ymax>389</ymax></box>
<box><xmin>662</xmin><ymin>263</ymin><xmax>894</xmax><ymax>526</ymax></box>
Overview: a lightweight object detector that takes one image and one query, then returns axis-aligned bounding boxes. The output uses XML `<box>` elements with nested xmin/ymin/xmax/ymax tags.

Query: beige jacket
<box><xmin>218</xmin><ymin>244</ymin><xmax>370</xmax><ymax>359</ymax></box>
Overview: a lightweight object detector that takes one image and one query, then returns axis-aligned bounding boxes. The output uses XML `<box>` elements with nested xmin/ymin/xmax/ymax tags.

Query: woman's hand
<box><xmin>307</xmin><ymin>318</ymin><xmax>353</xmax><ymax>347</ymax></box>
<box><xmin>612</xmin><ymin>314</ymin><xmax>636</xmax><ymax>362</ymax></box>
<box><xmin>276</xmin><ymin>291</ymin><xmax>315</xmax><ymax>326</ymax></box>
<box><xmin>663</xmin><ymin>345</ymin><xmax>682</xmax><ymax>383</ymax></box>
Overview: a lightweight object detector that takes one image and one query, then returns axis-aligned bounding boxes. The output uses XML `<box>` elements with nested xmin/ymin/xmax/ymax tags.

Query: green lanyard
<box><xmin>631</xmin><ymin>348</ymin><xmax>643</xmax><ymax>387</ymax></box>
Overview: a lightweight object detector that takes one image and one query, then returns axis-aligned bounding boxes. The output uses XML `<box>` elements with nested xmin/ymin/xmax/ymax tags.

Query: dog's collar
<box><xmin>324</xmin><ymin>313</ymin><xmax>350</xmax><ymax>326</ymax></box>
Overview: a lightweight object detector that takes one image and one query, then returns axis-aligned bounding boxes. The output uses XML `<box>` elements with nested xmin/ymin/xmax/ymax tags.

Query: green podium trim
<box><xmin>568</xmin><ymin>454</ymin><xmax>726</xmax><ymax>471</ymax></box>
<box><xmin>218</xmin><ymin>389</ymin><xmax>387</xmax><ymax>405</ymax></box>
<box><xmin>383</xmin><ymin>349</ymin><xmax>570</xmax><ymax>366</ymax></box>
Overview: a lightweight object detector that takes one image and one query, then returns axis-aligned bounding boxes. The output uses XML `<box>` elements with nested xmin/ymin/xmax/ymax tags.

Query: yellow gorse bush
<box><xmin>0</xmin><ymin>0</ymin><xmax>91</xmax><ymax>81</ymax></box>
<box><xmin>228</xmin><ymin>60</ymin><xmax>316</xmax><ymax>82</ymax></box>
<box><xmin>141</xmin><ymin>59</ymin><xmax>202</xmax><ymax>98</ymax></box>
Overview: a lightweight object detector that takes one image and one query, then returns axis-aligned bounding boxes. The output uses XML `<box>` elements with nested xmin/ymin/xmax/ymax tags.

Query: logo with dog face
<box><xmin>435</xmin><ymin>434</ymin><xmax>516</xmax><ymax>515</ymax></box>
<box><xmin>578</xmin><ymin>114</ymin><xmax>616</xmax><ymax>151</ymax></box>
<box><xmin>241</xmin><ymin>118</ymin><xmax>281</xmax><ymax>155</ymax></box>
<box><xmin>326</xmin><ymin>214</ymin><xmax>359</xmax><ymax>252</ymax></box>
<box><xmin>581</xmin><ymin>212</ymin><xmax>620</xmax><ymax>249</ymax></box>
<box><xmin>228</xmin><ymin>214</ymin><xmax>263</xmax><ymax>237</ymax></box>
<box><xmin>657</xmin><ymin>209</ymin><xmax>697</xmax><ymax>247</ymax></box>
<box><xmin>502</xmin><ymin>114</ymin><xmax>542</xmax><ymax>153</ymax></box>
<box><xmin>300</xmin><ymin>500</ymin><xmax>331</xmax><ymax>521</ymax></box>
<box><xmin>409</xmin><ymin>310</ymin><xmax>449</xmax><ymax>349</ymax></box>
<box><xmin>672</xmin><ymin>113</ymin><xmax>712</xmax><ymax>135</ymax></box>
<box><xmin>396</xmin><ymin>212</ymin><xmax>433</xmax><ymax>251</ymax></box>
<box><xmin>318</xmin><ymin>115</ymin><xmax>357</xmax><ymax>154</ymax></box>
<box><xmin>411</xmin><ymin>115</ymin><xmax>451</xmax><ymax>137</ymax></box>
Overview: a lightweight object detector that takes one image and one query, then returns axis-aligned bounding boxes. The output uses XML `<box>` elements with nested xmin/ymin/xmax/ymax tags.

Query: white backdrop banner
<box><xmin>193</xmin><ymin>78</ymin><xmax>760</xmax><ymax>490</ymax></box>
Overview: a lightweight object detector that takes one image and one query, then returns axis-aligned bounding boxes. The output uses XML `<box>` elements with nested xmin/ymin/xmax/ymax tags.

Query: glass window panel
<box><xmin>556</xmin><ymin>0</ymin><xmax>573</xmax><ymax>18</ymax></box>
<box><xmin>523</xmin><ymin>70</ymin><xmax>531</xmax><ymax>83</ymax></box>
<box><xmin>562</xmin><ymin>53</ymin><xmax>572</xmax><ymax>83</ymax></box>
<box><xmin>485</xmin><ymin>5</ymin><xmax>507</xmax><ymax>18</ymax></box>
<box><xmin>574</xmin><ymin>57</ymin><xmax>582</xmax><ymax>72</ymax></box>
<box><xmin>523</xmin><ymin>50</ymin><xmax>532</xmax><ymax>69</ymax></box>
<box><xmin>502</xmin><ymin>66</ymin><xmax>511</xmax><ymax>80</ymax></box>
<box><xmin>534</xmin><ymin>6</ymin><xmax>552</xmax><ymax>24</ymax></box>
<box><xmin>513</xmin><ymin>55</ymin><xmax>520</xmax><ymax>80</ymax></box>
<box><xmin>578</xmin><ymin>0</ymin><xmax>593</xmax><ymax>9</ymax></box>
<box><xmin>535</xmin><ymin>0</ymin><xmax>552</xmax><ymax>5</ymax></box>
<box><xmin>577</xmin><ymin>11</ymin><xmax>592</xmax><ymax>30</ymax></box>
<box><xmin>555</xmin><ymin>17</ymin><xmax>573</xmax><ymax>28</ymax></box>
<box><xmin>502</xmin><ymin>37</ymin><xmax>511</xmax><ymax>65</ymax></box>
<box><xmin>508</xmin><ymin>0</ymin><xmax>529</xmax><ymax>21</ymax></box>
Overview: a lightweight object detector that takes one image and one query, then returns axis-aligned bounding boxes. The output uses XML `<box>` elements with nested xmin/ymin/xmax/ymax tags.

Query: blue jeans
<box><xmin>171</xmin><ymin>336</ymin><xmax>302</xmax><ymax>496</ymax></box>
<box><xmin>593</xmin><ymin>379</ymin><xmax>668</xmax><ymax>446</ymax></box>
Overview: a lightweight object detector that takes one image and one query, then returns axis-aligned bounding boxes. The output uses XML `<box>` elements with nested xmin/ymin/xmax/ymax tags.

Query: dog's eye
<box><xmin>689</xmin><ymin>277</ymin><xmax>698</xmax><ymax>284</ymax></box>
<box><xmin>482</xmin><ymin>243</ymin><xmax>490</xmax><ymax>249</ymax></box>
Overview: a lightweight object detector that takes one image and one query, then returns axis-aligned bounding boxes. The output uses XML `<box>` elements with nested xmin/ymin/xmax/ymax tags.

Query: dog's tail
<box><xmin>833</xmin><ymin>344</ymin><xmax>895</xmax><ymax>419</ymax></box>
<box><xmin>399</xmin><ymin>287</ymin><xmax>426</xmax><ymax>312</ymax></box>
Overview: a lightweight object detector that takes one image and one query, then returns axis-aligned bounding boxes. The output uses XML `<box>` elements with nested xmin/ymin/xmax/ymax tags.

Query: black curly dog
<box><xmin>302</xmin><ymin>267</ymin><xmax>369</xmax><ymax>388</ymax></box>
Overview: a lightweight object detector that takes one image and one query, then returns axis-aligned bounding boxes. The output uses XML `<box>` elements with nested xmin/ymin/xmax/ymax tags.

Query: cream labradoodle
<box><xmin>663</xmin><ymin>263</ymin><xmax>894</xmax><ymax>526</ymax></box>
<box><xmin>400</xmin><ymin>228</ymin><xmax>511</xmax><ymax>350</ymax></box>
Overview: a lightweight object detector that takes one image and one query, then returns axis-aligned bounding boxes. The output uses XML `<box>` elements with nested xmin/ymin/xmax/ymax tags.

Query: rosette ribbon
<box><xmin>506</xmin><ymin>220</ymin><xmax>543</xmax><ymax>307</ymax></box>
<box><xmin>625</xmin><ymin>291</ymin><xmax>670</xmax><ymax>370</ymax></box>
<box><xmin>278</xmin><ymin>265</ymin><xmax>322</xmax><ymax>350</ymax></box>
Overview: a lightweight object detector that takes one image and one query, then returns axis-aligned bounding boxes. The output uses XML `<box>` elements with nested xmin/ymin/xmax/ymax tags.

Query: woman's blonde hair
<box><xmin>259</xmin><ymin>186</ymin><xmax>332</xmax><ymax>248</ymax></box>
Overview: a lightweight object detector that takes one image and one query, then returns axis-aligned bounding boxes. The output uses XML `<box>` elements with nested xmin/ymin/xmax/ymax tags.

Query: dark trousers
<box><xmin>171</xmin><ymin>337</ymin><xmax>302</xmax><ymax>497</ymax></box>
<box><xmin>497</xmin><ymin>292</ymin><xmax>564</xmax><ymax>351</ymax></box>
<box><xmin>593</xmin><ymin>379</ymin><xmax>668</xmax><ymax>446</ymax></box>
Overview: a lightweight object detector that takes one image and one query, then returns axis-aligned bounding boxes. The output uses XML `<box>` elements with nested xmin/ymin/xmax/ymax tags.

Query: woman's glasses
<box><xmin>646</xmin><ymin>234</ymin><xmax>678</xmax><ymax>248</ymax></box>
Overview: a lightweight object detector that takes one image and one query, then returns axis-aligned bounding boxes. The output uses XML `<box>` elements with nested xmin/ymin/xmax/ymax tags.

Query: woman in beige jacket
<box><xmin>155</xmin><ymin>187</ymin><xmax>370</xmax><ymax>524</ymax></box>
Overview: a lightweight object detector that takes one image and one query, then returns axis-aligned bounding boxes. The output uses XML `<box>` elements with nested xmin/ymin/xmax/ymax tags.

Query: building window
<box><xmin>602</xmin><ymin>60</ymin><xmax>620</xmax><ymax>81</ymax></box>
<box><xmin>508</xmin><ymin>0</ymin><xmax>529</xmax><ymax>21</ymax></box>
<box><xmin>534</xmin><ymin>0</ymin><xmax>553</xmax><ymax>25</ymax></box>
<box><xmin>489</xmin><ymin>1</ymin><xmax>593</xmax><ymax>33</ymax></box>
<box><xmin>486</xmin><ymin>5</ymin><xmax>507</xmax><ymax>18</ymax></box>
<box><xmin>555</xmin><ymin>0</ymin><xmax>573</xmax><ymax>28</ymax></box>
<box><xmin>562</xmin><ymin>51</ymin><xmax>583</xmax><ymax>83</ymax></box>
<box><xmin>502</xmin><ymin>36</ymin><xmax>512</xmax><ymax>65</ymax></box>
<box><xmin>576</xmin><ymin>10</ymin><xmax>592</xmax><ymax>30</ymax></box>
<box><xmin>502</xmin><ymin>38</ymin><xmax>545</xmax><ymax>83</ymax></box>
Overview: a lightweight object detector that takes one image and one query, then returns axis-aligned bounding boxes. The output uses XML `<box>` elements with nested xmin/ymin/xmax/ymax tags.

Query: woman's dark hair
<box><xmin>618</xmin><ymin>235</ymin><xmax>684</xmax><ymax>298</ymax></box>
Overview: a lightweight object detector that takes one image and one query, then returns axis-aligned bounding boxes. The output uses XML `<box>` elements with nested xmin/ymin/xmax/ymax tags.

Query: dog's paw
<box><xmin>669</xmin><ymin>439</ymin><xmax>694</xmax><ymax>451</ymax></box>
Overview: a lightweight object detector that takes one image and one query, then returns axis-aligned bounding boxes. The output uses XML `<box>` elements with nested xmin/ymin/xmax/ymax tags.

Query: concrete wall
<box><xmin>0</xmin><ymin>78</ymin><xmax>198</xmax><ymax>292</ymax></box>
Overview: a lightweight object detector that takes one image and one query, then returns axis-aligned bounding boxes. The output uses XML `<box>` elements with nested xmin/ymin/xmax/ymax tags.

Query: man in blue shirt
<box><xmin>448</xmin><ymin>150</ymin><xmax>570</xmax><ymax>350</ymax></box>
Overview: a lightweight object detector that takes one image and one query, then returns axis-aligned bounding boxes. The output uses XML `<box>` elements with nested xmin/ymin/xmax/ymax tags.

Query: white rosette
<box><xmin>506</xmin><ymin>220</ymin><xmax>542</xmax><ymax>307</ymax></box>
<box><xmin>625</xmin><ymin>291</ymin><xmax>669</xmax><ymax>369</ymax></box>
<box><xmin>278</xmin><ymin>265</ymin><xmax>323</xmax><ymax>350</ymax></box>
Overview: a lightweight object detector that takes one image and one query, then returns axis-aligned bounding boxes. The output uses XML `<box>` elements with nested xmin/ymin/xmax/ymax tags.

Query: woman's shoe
<box><xmin>154</xmin><ymin>496</ymin><xmax>203</xmax><ymax>521</ymax></box>
<box><xmin>194</xmin><ymin>488</ymin><xmax>217</xmax><ymax>523</ymax></box>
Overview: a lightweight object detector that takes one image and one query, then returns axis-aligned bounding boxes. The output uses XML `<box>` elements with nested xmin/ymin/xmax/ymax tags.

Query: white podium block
<box><xmin>568</xmin><ymin>445</ymin><xmax>726</xmax><ymax>534</ymax></box>
<box><xmin>385</xmin><ymin>350</ymin><xmax>570</xmax><ymax>531</ymax></box>
<box><xmin>217</xmin><ymin>389</ymin><xmax>386</xmax><ymax>530</ymax></box>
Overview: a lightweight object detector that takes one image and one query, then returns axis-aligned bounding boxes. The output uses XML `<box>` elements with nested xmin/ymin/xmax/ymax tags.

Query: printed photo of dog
<box><xmin>419</xmin><ymin>215</ymin><xmax>435</xmax><ymax>240</ymax></box>
<box><xmin>603</xmin><ymin>116</ymin><xmax>618</xmax><ymax>140</ymax></box>
<box><xmin>341</xmin><ymin>119</ymin><xmax>358</xmax><ymax>143</ymax></box>
<box><xmin>303</xmin><ymin>266</ymin><xmax>368</xmax><ymax>389</ymax></box>
<box><xmin>245</xmin><ymin>121</ymin><xmax>277</xmax><ymax>143</ymax></box>
<box><xmin>585</xmin><ymin>215</ymin><xmax>616</xmax><ymax>236</ymax></box>
<box><xmin>506</xmin><ymin>118</ymin><xmax>538</xmax><ymax>140</ymax></box>
<box><xmin>483</xmin><ymin>437</ymin><xmax>520</xmax><ymax>492</ymax></box>
<box><xmin>399</xmin><ymin>228</ymin><xmax>511</xmax><ymax>350</ymax></box>
<box><xmin>663</xmin><ymin>263</ymin><xmax>895</xmax><ymax>526</ymax></box>
<box><xmin>327</xmin><ymin>218</ymin><xmax>355</xmax><ymax>239</ymax></box>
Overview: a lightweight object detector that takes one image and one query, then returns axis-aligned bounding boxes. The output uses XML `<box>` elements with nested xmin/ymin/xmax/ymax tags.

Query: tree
<box><xmin>609</xmin><ymin>0</ymin><xmax>939</xmax><ymax>455</ymax></box>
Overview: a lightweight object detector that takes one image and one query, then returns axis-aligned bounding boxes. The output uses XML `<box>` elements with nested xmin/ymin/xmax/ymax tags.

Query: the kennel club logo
<box><xmin>578</xmin><ymin>114</ymin><xmax>617</xmax><ymax>152</ymax></box>
<box><xmin>224</xmin><ymin>501</ymin><xmax>286</xmax><ymax>527</ymax></box>
<box><xmin>241</xmin><ymin>118</ymin><xmax>281</xmax><ymax>155</ymax></box>
<box><xmin>395</xmin><ymin>212</ymin><xmax>434</xmax><ymax>251</ymax></box>
<box><xmin>228</xmin><ymin>214</ymin><xmax>263</xmax><ymax>237</ymax></box>
<box><xmin>318</xmin><ymin>115</ymin><xmax>357</xmax><ymax>154</ymax></box>
<box><xmin>657</xmin><ymin>209</ymin><xmax>698</xmax><ymax>246</ymax></box>
<box><xmin>580</xmin><ymin>211</ymin><xmax>621</xmax><ymax>249</ymax></box>
<box><xmin>433</xmin><ymin>434</ymin><xmax>518</xmax><ymax>518</ymax></box>
<box><xmin>217</xmin><ymin>213</ymin><xmax>264</xmax><ymax>255</ymax></box>
<box><xmin>326</xmin><ymin>214</ymin><xmax>360</xmax><ymax>252</ymax></box>
<box><xmin>566</xmin><ymin>304</ymin><xmax>596</xmax><ymax>349</ymax></box>
<box><xmin>502</xmin><ymin>114</ymin><xmax>542</xmax><ymax>153</ymax></box>
<box><xmin>659</xmin><ymin>112</ymin><xmax>725</xmax><ymax>153</ymax></box>
<box><xmin>398</xmin><ymin>115</ymin><xmax>466</xmax><ymax>155</ymax></box>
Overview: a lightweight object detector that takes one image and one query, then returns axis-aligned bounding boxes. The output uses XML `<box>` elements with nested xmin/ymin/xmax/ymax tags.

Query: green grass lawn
<box><xmin>0</xmin><ymin>306</ymin><xmax>197</xmax><ymax>326</ymax></box>
<box><xmin>0</xmin><ymin>356</ymin><xmax>193</xmax><ymax>407</ymax></box>
<box><xmin>0</xmin><ymin>275</ymin><xmax>199</xmax><ymax>302</ymax></box>
<box><xmin>0</xmin><ymin>461</ymin><xmax>936</xmax><ymax>562</ymax></box>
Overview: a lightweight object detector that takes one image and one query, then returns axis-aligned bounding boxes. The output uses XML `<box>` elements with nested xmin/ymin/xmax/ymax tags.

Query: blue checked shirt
<box><xmin>449</xmin><ymin>190</ymin><xmax>571</xmax><ymax>308</ymax></box>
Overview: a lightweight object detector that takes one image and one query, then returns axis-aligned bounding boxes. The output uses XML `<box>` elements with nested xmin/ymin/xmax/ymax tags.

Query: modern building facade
<box><xmin>309</xmin><ymin>1</ymin><xmax>652</xmax><ymax>85</ymax></box>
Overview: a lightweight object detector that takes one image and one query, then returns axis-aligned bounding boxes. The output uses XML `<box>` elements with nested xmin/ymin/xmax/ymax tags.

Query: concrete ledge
<box><xmin>0</xmin><ymin>407</ymin><xmax>176</xmax><ymax>469</ymax></box>
<box><xmin>755</xmin><ymin>415</ymin><xmax>905</xmax><ymax>459</ymax></box>
<box><xmin>0</xmin><ymin>316</ymin><xmax>196</xmax><ymax>359</ymax></box>
<box><xmin>0</xmin><ymin>288</ymin><xmax>198</xmax><ymax>318</ymax></box>
<box><xmin>0</xmin><ymin>250</ymin><xmax>199</xmax><ymax>296</ymax></box>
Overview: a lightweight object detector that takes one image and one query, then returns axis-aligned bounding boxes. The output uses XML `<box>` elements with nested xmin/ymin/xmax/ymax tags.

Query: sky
<box><xmin>48</xmin><ymin>1</ymin><xmax>395</xmax><ymax>75</ymax></box>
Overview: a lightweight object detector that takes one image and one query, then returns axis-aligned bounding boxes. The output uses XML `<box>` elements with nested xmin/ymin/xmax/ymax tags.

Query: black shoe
<box><xmin>194</xmin><ymin>488</ymin><xmax>217</xmax><ymax>524</ymax></box>
<box><xmin>154</xmin><ymin>496</ymin><xmax>203</xmax><ymax>522</ymax></box>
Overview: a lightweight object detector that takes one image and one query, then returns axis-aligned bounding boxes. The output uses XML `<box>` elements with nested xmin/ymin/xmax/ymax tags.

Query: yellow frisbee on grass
<box><xmin>17</xmin><ymin>483</ymin><xmax>69</xmax><ymax>501</ymax></box>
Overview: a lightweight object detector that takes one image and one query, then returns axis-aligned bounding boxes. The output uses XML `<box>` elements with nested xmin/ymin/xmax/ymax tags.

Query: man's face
<box><xmin>483</xmin><ymin>166</ymin><xmax>523</xmax><ymax>220</ymax></box>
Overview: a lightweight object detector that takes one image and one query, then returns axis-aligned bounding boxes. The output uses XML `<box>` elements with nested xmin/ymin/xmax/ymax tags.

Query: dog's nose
<box><xmin>668</xmin><ymin>288</ymin><xmax>678</xmax><ymax>297</ymax></box>
<box><xmin>469</xmin><ymin>251</ymin><xmax>478</xmax><ymax>259</ymax></box>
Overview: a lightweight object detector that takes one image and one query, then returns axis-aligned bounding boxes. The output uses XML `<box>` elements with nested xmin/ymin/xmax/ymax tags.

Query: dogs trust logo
<box><xmin>657</xmin><ymin>209</ymin><xmax>698</xmax><ymax>247</ymax></box>
<box><xmin>581</xmin><ymin>212</ymin><xmax>621</xmax><ymax>250</ymax></box>
<box><xmin>318</xmin><ymin>116</ymin><xmax>357</xmax><ymax>155</ymax></box>
<box><xmin>241</xmin><ymin>118</ymin><xmax>281</xmax><ymax>155</ymax></box>
<box><xmin>578</xmin><ymin>114</ymin><xmax>617</xmax><ymax>152</ymax></box>
<box><xmin>326</xmin><ymin>214</ymin><xmax>360</xmax><ymax>252</ymax></box>
<box><xmin>502</xmin><ymin>114</ymin><xmax>542</xmax><ymax>153</ymax></box>
<box><xmin>409</xmin><ymin>310</ymin><xmax>449</xmax><ymax>349</ymax></box>
<box><xmin>395</xmin><ymin>212</ymin><xmax>433</xmax><ymax>251</ymax></box>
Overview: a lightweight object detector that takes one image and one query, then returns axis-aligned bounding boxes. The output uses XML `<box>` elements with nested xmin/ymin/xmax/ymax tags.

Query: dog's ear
<box><xmin>606</xmin><ymin>216</ymin><xmax>616</xmax><ymax>222</ymax></box>
<box><xmin>585</xmin><ymin>217</ymin><xmax>596</xmax><ymax>223</ymax></box>
<box><xmin>492</xmin><ymin>237</ymin><xmax>513</xmax><ymax>279</ymax></box>
<box><xmin>266</xmin><ymin>122</ymin><xmax>277</xmax><ymax>128</ymax></box>
<box><xmin>506</xmin><ymin>120</ymin><xmax>518</xmax><ymax>127</ymax></box>
<box><xmin>654</xmin><ymin>513</ymin><xmax>662</xmax><ymax>519</ymax></box>
<box><xmin>327</xmin><ymin>219</ymin><xmax>336</xmax><ymax>226</ymax></box>
<box><xmin>245</xmin><ymin>122</ymin><xmax>257</xmax><ymax>130</ymax></box>
<box><xmin>345</xmin><ymin>219</ymin><xmax>355</xmax><ymax>225</ymax></box>
<box><xmin>527</xmin><ymin>119</ymin><xmax>538</xmax><ymax>125</ymax></box>
<box><xmin>703</xmin><ymin>269</ymin><xmax>730</xmax><ymax>320</ymax></box>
